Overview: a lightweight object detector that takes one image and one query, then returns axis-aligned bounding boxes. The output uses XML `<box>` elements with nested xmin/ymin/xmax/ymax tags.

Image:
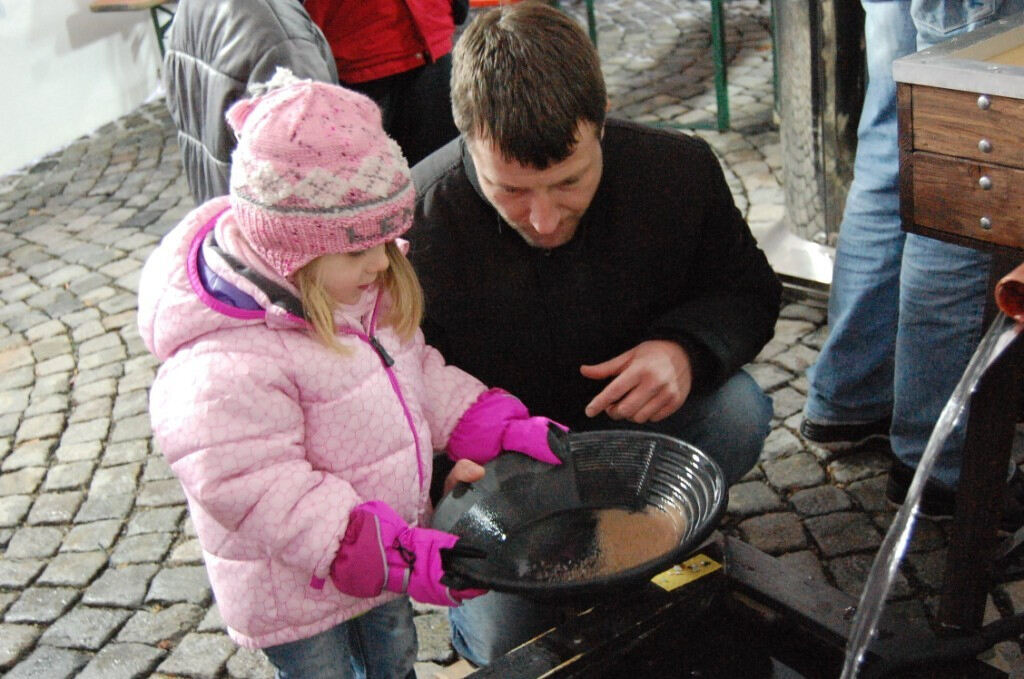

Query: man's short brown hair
<box><xmin>451</xmin><ymin>1</ymin><xmax>606</xmax><ymax>168</ymax></box>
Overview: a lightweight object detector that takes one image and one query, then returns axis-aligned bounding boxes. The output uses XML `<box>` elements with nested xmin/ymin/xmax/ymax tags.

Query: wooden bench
<box><xmin>463</xmin><ymin>536</ymin><xmax>1010</xmax><ymax>677</ymax></box>
<box><xmin>89</xmin><ymin>0</ymin><xmax>175</xmax><ymax>57</ymax></box>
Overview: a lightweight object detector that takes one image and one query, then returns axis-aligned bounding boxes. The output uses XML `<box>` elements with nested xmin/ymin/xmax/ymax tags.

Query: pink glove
<box><xmin>448</xmin><ymin>388</ymin><xmax>567</xmax><ymax>466</ymax></box>
<box><xmin>330</xmin><ymin>501</ymin><xmax>486</xmax><ymax>607</ymax></box>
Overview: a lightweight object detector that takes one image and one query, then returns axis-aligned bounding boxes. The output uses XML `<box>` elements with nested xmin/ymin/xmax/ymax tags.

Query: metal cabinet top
<box><xmin>894</xmin><ymin>12</ymin><xmax>1024</xmax><ymax>98</ymax></box>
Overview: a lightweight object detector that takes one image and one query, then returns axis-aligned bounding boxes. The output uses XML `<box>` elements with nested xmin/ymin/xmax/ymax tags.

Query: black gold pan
<box><xmin>432</xmin><ymin>430</ymin><xmax>727</xmax><ymax>601</ymax></box>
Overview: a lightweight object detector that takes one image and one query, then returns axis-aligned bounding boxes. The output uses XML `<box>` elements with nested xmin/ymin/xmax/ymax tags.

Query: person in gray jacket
<box><xmin>163</xmin><ymin>0</ymin><xmax>338</xmax><ymax>204</ymax></box>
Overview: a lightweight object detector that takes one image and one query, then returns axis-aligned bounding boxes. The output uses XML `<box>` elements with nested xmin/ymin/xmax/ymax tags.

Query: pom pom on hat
<box><xmin>226</xmin><ymin>68</ymin><xmax>414</xmax><ymax>279</ymax></box>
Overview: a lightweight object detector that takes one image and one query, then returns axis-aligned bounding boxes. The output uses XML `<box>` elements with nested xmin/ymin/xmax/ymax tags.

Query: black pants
<box><xmin>344</xmin><ymin>53</ymin><xmax>459</xmax><ymax>167</ymax></box>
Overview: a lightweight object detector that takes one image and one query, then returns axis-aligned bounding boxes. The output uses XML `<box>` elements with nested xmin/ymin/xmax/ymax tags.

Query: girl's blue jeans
<box><xmin>804</xmin><ymin>0</ymin><xmax>1019</xmax><ymax>489</ymax></box>
<box><xmin>262</xmin><ymin>597</ymin><xmax>417</xmax><ymax>679</ymax></box>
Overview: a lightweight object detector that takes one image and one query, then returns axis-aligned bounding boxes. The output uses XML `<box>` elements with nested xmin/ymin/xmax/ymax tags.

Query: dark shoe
<box><xmin>884</xmin><ymin>459</ymin><xmax>956</xmax><ymax>519</ymax></box>
<box><xmin>885</xmin><ymin>460</ymin><xmax>1024</xmax><ymax>532</ymax></box>
<box><xmin>799</xmin><ymin>416</ymin><xmax>891</xmax><ymax>451</ymax></box>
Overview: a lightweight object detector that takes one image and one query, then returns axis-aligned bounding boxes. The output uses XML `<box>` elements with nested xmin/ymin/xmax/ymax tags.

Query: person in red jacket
<box><xmin>304</xmin><ymin>0</ymin><xmax>469</xmax><ymax>166</ymax></box>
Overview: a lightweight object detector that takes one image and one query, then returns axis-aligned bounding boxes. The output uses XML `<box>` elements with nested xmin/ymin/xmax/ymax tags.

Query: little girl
<box><xmin>138</xmin><ymin>70</ymin><xmax>563</xmax><ymax>678</ymax></box>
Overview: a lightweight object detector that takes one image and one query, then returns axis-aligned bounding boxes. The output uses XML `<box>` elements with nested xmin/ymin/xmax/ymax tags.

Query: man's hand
<box><xmin>580</xmin><ymin>340</ymin><xmax>693</xmax><ymax>423</ymax></box>
<box><xmin>443</xmin><ymin>459</ymin><xmax>485</xmax><ymax>496</ymax></box>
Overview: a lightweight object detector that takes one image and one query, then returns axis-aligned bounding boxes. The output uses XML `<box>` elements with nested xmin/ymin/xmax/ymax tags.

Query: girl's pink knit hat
<box><xmin>225</xmin><ymin>69</ymin><xmax>413</xmax><ymax>279</ymax></box>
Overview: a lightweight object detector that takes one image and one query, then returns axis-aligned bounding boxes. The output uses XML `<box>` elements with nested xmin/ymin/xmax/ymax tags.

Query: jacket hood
<box><xmin>138</xmin><ymin>198</ymin><xmax>303</xmax><ymax>361</ymax></box>
<box><xmin>138</xmin><ymin>198</ymin><xmax>388</xmax><ymax>362</ymax></box>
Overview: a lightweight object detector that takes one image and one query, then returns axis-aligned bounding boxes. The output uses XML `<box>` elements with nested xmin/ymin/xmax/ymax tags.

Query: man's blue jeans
<box><xmin>262</xmin><ymin>597</ymin><xmax>417</xmax><ymax>679</ymax></box>
<box><xmin>450</xmin><ymin>369</ymin><xmax>772</xmax><ymax>665</ymax></box>
<box><xmin>803</xmin><ymin>0</ymin><xmax>1018</xmax><ymax>489</ymax></box>
<box><xmin>619</xmin><ymin>368</ymin><xmax>773</xmax><ymax>486</ymax></box>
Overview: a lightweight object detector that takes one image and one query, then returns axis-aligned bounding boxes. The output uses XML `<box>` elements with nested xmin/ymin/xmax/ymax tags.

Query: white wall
<box><xmin>0</xmin><ymin>0</ymin><xmax>164</xmax><ymax>177</ymax></box>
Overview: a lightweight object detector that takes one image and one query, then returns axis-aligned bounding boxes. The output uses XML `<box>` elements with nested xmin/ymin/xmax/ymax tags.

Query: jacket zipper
<box><xmin>368</xmin><ymin>335</ymin><xmax>395</xmax><ymax>367</ymax></box>
<box><xmin>339</xmin><ymin>295</ymin><xmax>425</xmax><ymax>495</ymax></box>
<box><xmin>363</xmin><ymin>332</ymin><xmax>424</xmax><ymax>493</ymax></box>
<box><xmin>311</xmin><ymin>307</ymin><xmax>423</xmax><ymax>590</ymax></box>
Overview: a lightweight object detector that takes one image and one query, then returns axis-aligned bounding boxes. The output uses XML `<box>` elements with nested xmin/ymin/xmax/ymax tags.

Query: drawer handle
<box><xmin>978</xmin><ymin>94</ymin><xmax>991</xmax><ymax>110</ymax></box>
<box><xmin>979</xmin><ymin>176</ymin><xmax>993</xmax><ymax>190</ymax></box>
<box><xmin>979</xmin><ymin>139</ymin><xmax>992</xmax><ymax>153</ymax></box>
<box><xmin>980</xmin><ymin>217</ymin><xmax>992</xmax><ymax>230</ymax></box>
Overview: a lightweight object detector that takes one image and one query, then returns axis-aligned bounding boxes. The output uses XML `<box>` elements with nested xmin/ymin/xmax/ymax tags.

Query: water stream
<box><xmin>840</xmin><ymin>312</ymin><xmax>1022</xmax><ymax>679</ymax></box>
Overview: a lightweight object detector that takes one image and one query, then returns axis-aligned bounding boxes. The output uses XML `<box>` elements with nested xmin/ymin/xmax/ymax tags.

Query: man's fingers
<box><xmin>582</xmin><ymin>350</ymin><xmax>636</xmax><ymax>417</ymax></box>
<box><xmin>583</xmin><ymin>341</ymin><xmax>694</xmax><ymax>422</ymax></box>
<box><xmin>579</xmin><ymin>350</ymin><xmax>631</xmax><ymax>380</ymax></box>
<box><xmin>584</xmin><ymin>384</ymin><xmax>624</xmax><ymax>418</ymax></box>
<box><xmin>648</xmin><ymin>402</ymin><xmax>679</xmax><ymax>423</ymax></box>
<box><xmin>630</xmin><ymin>391</ymin><xmax>673</xmax><ymax>424</ymax></box>
<box><xmin>584</xmin><ymin>373</ymin><xmax>637</xmax><ymax>418</ymax></box>
<box><xmin>606</xmin><ymin>381</ymin><xmax>662</xmax><ymax>421</ymax></box>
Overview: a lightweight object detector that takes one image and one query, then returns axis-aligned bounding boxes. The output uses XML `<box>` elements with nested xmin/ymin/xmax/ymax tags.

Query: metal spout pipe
<box><xmin>996</xmin><ymin>261</ymin><xmax>1024</xmax><ymax>321</ymax></box>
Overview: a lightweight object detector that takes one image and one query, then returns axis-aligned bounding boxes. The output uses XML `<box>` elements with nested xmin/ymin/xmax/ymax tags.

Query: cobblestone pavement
<box><xmin>2</xmin><ymin>0</ymin><xmax>1023</xmax><ymax>677</ymax></box>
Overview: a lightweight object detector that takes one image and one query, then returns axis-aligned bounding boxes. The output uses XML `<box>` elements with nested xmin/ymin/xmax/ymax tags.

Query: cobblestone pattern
<box><xmin>1</xmin><ymin>0</ymin><xmax>1021</xmax><ymax>677</ymax></box>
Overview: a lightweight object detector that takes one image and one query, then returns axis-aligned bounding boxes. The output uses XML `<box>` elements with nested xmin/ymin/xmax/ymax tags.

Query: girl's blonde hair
<box><xmin>294</xmin><ymin>241</ymin><xmax>424</xmax><ymax>353</ymax></box>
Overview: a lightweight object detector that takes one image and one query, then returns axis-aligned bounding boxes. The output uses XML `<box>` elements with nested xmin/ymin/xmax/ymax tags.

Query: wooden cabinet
<box><xmin>894</xmin><ymin>13</ymin><xmax>1024</xmax><ymax>632</ymax></box>
<box><xmin>897</xmin><ymin>13</ymin><xmax>1024</xmax><ymax>256</ymax></box>
<box><xmin>909</xmin><ymin>146</ymin><xmax>1024</xmax><ymax>249</ymax></box>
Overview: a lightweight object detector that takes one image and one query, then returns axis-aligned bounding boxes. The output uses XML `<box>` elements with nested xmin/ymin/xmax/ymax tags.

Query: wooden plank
<box><xmin>465</xmin><ymin>546</ymin><xmax>728</xmax><ymax>678</ymax></box>
<box><xmin>723</xmin><ymin>537</ymin><xmax>1010</xmax><ymax>678</ymax></box>
<box><xmin>912</xmin><ymin>86</ymin><xmax>1024</xmax><ymax>167</ymax></box>
<box><xmin>723</xmin><ymin>535</ymin><xmax>856</xmax><ymax>676</ymax></box>
<box><xmin>898</xmin><ymin>83</ymin><xmax>916</xmax><ymax>239</ymax></box>
<box><xmin>89</xmin><ymin>0</ymin><xmax>165</xmax><ymax>12</ymax></box>
<box><xmin>939</xmin><ymin>275</ymin><xmax>1024</xmax><ymax>629</ymax></box>
<box><xmin>456</xmin><ymin>535</ymin><xmax>1011</xmax><ymax>678</ymax></box>
<box><xmin>902</xmin><ymin>222</ymin><xmax>1024</xmax><ymax>257</ymax></box>
<box><xmin>910</xmin><ymin>152</ymin><xmax>1024</xmax><ymax>250</ymax></box>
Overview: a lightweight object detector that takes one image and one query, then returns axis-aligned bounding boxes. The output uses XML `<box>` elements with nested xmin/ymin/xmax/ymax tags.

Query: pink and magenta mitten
<box><xmin>448</xmin><ymin>389</ymin><xmax>567</xmax><ymax>466</ymax></box>
<box><xmin>330</xmin><ymin>501</ymin><xmax>485</xmax><ymax>607</ymax></box>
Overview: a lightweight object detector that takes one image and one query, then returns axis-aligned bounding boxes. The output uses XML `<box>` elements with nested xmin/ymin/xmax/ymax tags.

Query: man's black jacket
<box><xmin>409</xmin><ymin>119</ymin><xmax>782</xmax><ymax>430</ymax></box>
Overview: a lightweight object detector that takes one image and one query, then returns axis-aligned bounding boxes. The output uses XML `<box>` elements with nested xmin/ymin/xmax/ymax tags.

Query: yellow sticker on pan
<box><xmin>650</xmin><ymin>554</ymin><xmax>722</xmax><ymax>591</ymax></box>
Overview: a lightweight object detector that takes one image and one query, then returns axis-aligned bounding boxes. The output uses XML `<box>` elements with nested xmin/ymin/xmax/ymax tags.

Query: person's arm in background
<box><xmin>164</xmin><ymin>0</ymin><xmax>339</xmax><ymax>204</ymax></box>
<box><xmin>452</xmin><ymin>0</ymin><xmax>469</xmax><ymax>24</ymax></box>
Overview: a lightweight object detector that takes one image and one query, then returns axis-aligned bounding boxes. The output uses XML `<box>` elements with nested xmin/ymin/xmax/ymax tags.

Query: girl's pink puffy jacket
<box><xmin>137</xmin><ymin>198</ymin><xmax>485</xmax><ymax>648</ymax></box>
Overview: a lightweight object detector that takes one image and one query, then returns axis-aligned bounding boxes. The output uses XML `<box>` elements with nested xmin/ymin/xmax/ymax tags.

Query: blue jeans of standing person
<box><xmin>803</xmin><ymin>0</ymin><xmax>1019</xmax><ymax>489</ymax></box>
<box><xmin>262</xmin><ymin>597</ymin><xmax>417</xmax><ymax>679</ymax></box>
<box><xmin>449</xmin><ymin>370</ymin><xmax>772</xmax><ymax>665</ymax></box>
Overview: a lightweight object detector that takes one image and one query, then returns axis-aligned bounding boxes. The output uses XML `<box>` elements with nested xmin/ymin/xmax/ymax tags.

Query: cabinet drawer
<box><xmin>910</xmin><ymin>152</ymin><xmax>1024</xmax><ymax>249</ymax></box>
<box><xmin>912</xmin><ymin>86</ymin><xmax>1024</xmax><ymax>167</ymax></box>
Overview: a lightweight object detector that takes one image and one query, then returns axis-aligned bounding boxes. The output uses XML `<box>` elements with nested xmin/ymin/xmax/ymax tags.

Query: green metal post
<box><xmin>770</xmin><ymin>0</ymin><xmax>780</xmax><ymax>114</ymax></box>
<box><xmin>149</xmin><ymin>4</ymin><xmax>174</xmax><ymax>58</ymax></box>
<box><xmin>586</xmin><ymin>0</ymin><xmax>598</xmax><ymax>46</ymax></box>
<box><xmin>709</xmin><ymin>0</ymin><xmax>730</xmax><ymax>131</ymax></box>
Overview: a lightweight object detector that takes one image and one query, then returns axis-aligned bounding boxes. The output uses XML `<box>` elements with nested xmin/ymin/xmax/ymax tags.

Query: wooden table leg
<box><xmin>939</xmin><ymin>257</ymin><xmax>1024</xmax><ymax>630</ymax></box>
